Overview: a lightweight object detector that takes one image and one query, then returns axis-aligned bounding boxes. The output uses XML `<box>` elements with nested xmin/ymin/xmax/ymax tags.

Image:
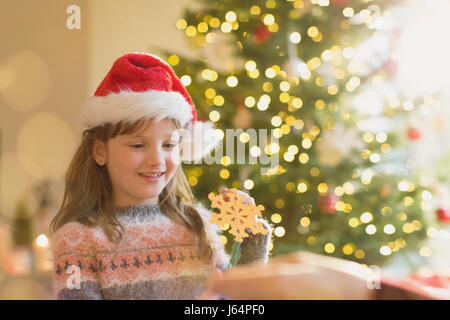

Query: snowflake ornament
<box><xmin>208</xmin><ymin>189</ymin><xmax>267</xmax><ymax>243</ymax></box>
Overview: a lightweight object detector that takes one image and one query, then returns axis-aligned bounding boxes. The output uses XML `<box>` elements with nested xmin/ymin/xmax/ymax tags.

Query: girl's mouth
<box><xmin>139</xmin><ymin>172</ymin><xmax>165</xmax><ymax>182</ymax></box>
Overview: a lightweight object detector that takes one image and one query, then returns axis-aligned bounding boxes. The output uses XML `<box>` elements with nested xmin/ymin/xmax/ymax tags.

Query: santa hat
<box><xmin>78</xmin><ymin>52</ymin><xmax>219</xmax><ymax>162</ymax></box>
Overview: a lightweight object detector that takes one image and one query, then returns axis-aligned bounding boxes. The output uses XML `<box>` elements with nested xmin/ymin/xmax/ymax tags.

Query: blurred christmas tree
<box><xmin>165</xmin><ymin>0</ymin><xmax>446</xmax><ymax>266</ymax></box>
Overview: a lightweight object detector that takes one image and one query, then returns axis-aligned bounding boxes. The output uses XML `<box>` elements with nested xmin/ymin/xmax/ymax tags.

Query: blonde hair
<box><xmin>49</xmin><ymin>118</ymin><xmax>213</xmax><ymax>259</ymax></box>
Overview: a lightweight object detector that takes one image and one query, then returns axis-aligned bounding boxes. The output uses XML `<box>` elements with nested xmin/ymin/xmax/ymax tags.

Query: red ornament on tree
<box><xmin>331</xmin><ymin>0</ymin><xmax>350</xmax><ymax>6</ymax></box>
<box><xmin>318</xmin><ymin>193</ymin><xmax>340</xmax><ymax>214</ymax></box>
<box><xmin>436</xmin><ymin>208</ymin><xmax>450</xmax><ymax>223</ymax></box>
<box><xmin>382</xmin><ymin>58</ymin><xmax>398</xmax><ymax>78</ymax></box>
<box><xmin>253</xmin><ymin>25</ymin><xmax>271</xmax><ymax>44</ymax></box>
<box><xmin>407</xmin><ymin>127</ymin><xmax>421</xmax><ymax>140</ymax></box>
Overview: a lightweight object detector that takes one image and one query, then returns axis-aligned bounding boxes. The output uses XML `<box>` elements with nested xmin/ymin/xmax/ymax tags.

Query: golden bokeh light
<box><xmin>0</xmin><ymin>51</ymin><xmax>50</xmax><ymax>112</ymax></box>
<box><xmin>17</xmin><ymin>112</ymin><xmax>76</xmax><ymax>181</ymax></box>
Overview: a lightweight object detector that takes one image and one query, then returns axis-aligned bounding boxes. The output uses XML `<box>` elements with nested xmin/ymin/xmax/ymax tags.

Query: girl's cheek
<box><xmin>169</xmin><ymin>148</ymin><xmax>181</xmax><ymax>165</ymax></box>
<box><xmin>117</xmin><ymin>150</ymin><xmax>143</xmax><ymax>169</ymax></box>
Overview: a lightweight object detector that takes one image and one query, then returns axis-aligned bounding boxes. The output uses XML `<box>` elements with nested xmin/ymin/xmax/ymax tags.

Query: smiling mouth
<box><xmin>139</xmin><ymin>172</ymin><xmax>165</xmax><ymax>178</ymax></box>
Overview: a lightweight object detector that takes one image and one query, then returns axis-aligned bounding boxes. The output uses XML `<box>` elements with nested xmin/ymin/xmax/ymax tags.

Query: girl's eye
<box><xmin>130</xmin><ymin>144</ymin><xmax>145</xmax><ymax>149</ymax></box>
<box><xmin>163</xmin><ymin>143</ymin><xmax>176</xmax><ymax>149</ymax></box>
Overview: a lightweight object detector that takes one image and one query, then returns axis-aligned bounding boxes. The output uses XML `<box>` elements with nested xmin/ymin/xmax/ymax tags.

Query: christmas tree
<box><xmin>165</xmin><ymin>0</ymin><xmax>440</xmax><ymax>266</ymax></box>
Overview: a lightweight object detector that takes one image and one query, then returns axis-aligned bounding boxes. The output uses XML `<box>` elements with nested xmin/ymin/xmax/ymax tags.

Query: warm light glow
<box><xmin>209</xmin><ymin>110</ymin><xmax>220</xmax><ymax>122</ymax></box>
<box><xmin>274</xmin><ymin>226</ymin><xmax>286</xmax><ymax>237</ymax></box>
<box><xmin>245</xmin><ymin>96</ymin><xmax>256</xmax><ymax>108</ymax></box>
<box><xmin>243</xmin><ymin>179</ymin><xmax>254</xmax><ymax>190</ymax></box>
<box><xmin>271</xmin><ymin>213</ymin><xmax>282</xmax><ymax>224</ymax></box>
<box><xmin>290</xmin><ymin>32</ymin><xmax>302</xmax><ymax>44</ymax></box>
<box><xmin>226</xmin><ymin>76</ymin><xmax>238</xmax><ymax>87</ymax></box>
<box><xmin>324</xmin><ymin>243</ymin><xmax>335</xmax><ymax>253</ymax></box>
<box><xmin>366</xmin><ymin>224</ymin><xmax>377</xmax><ymax>235</ymax></box>
<box><xmin>263</xmin><ymin>14</ymin><xmax>275</xmax><ymax>26</ymax></box>
<box><xmin>360</xmin><ymin>212</ymin><xmax>373</xmax><ymax>223</ymax></box>
<box><xmin>180</xmin><ymin>75</ymin><xmax>191</xmax><ymax>86</ymax></box>
<box><xmin>225</xmin><ymin>11</ymin><xmax>237</xmax><ymax>22</ymax></box>
<box><xmin>36</xmin><ymin>234</ymin><xmax>48</xmax><ymax>247</ymax></box>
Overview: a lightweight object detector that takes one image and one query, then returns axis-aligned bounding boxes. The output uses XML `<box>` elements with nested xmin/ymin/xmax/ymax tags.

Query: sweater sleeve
<box><xmin>237</xmin><ymin>217</ymin><xmax>273</xmax><ymax>266</ymax></box>
<box><xmin>51</xmin><ymin>222</ymin><xmax>103</xmax><ymax>300</ymax></box>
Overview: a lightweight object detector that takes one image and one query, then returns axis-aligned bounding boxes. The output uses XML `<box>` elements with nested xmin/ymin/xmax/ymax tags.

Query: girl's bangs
<box><xmin>114</xmin><ymin>117</ymin><xmax>181</xmax><ymax>137</ymax></box>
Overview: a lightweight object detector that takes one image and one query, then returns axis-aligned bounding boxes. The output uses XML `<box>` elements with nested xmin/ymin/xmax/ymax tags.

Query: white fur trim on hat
<box><xmin>78</xmin><ymin>89</ymin><xmax>194</xmax><ymax>129</ymax></box>
<box><xmin>179</xmin><ymin>120</ymin><xmax>220</xmax><ymax>162</ymax></box>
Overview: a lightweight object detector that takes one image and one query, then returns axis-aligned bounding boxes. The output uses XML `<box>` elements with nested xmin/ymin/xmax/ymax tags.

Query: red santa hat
<box><xmin>78</xmin><ymin>52</ymin><xmax>219</xmax><ymax>162</ymax></box>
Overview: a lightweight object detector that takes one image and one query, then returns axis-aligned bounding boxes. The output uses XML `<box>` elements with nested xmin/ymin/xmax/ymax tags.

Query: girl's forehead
<box><xmin>121</xmin><ymin>118</ymin><xmax>179</xmax><ymax>138</ymax></box>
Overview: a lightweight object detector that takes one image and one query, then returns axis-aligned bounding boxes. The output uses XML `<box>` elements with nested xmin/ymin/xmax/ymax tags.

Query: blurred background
<box><xmin>0</xmin><ymin>0</ymin><xmax>449</xmax><ymax>299</ymax></box>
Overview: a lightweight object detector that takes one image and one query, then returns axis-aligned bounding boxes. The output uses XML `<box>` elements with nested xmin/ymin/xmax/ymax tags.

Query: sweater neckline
<box><xmin>114</xmin><ymin>203</ymin><xmax>162</xmax><ymax>218</ymax></box>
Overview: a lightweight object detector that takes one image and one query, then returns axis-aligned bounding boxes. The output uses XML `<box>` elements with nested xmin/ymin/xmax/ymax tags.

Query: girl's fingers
<box><xmin>221</xmin><ymin>188</ymin><xmax>254</xmax><ymax>205</ymax></box>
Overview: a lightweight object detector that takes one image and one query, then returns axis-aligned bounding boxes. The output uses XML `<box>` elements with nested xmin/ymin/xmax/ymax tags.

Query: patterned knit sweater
<box><xmin>51</xmin><ymin>203</ymin><xmax>273</xmax><ymax>300</ymax></box>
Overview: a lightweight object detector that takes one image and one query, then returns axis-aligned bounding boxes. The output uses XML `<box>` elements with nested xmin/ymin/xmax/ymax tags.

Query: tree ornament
<box><xmin>316</xmin><ymin>125</ymin><xmax>364</xmax><ymax>167</ymax></box>
<box><xmin>382</xmin><ymin>58</ymin><xmax>398</xmax><ymax>78</ymax></box>
<box><xmin>407</xmin><ymin>127</ymin><xmax>421</xmax><ymax>140</ymax></box>
<box><xmin>253</xmin><ymin>24</ymin><xmax>271</xmax><ymax>44</ymax></box>
<box><xmin>380</xmin><ymin>186</ymin><xmax>391</xmax><ymax>198</ymax></box>
<box><xmin>318</xmin><ymin>193</ymin><xmax>340</xmax><ymax>214</ymax></box>
<box><xmin>436</xmin><ymin>208</ymin><xmax>450</xmax><ymax>223</ymax></box>
<box><xmin>232</xmin><ymin>101</ymin><xmax>253</xmax><ymax>129</ymax></box>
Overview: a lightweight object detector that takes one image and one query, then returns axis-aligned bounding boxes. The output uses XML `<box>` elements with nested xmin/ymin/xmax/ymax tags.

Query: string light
<box><xmin>383</xmin><ymin>224</ymin><xmax>396</xmax><ymax>235</ymax></box>
<box><xmin>366</xmin><ymin>224</ymin><xmax>377</xmax><ymax>235</ymax></box>
<box><xmin>209</xmin><ymin>17</ymin><xmax>220</xmax><ymax>28</ymax></box>
<box><xmin>36</xmin><ymin>234</ymin><xmax>49</xmax><ymax>247</ymax></box>
<box><xmin>250</xmin><ymin>5</ymin><xmax>261</xmax><ymax>15</ymax></box>
<box><xmin>188</xmin><ymin>176</ymin><xmax>198</xmax><ymax>186</ymax></box>
<box><xmin>213</xmin><ymin>95</ymin><xmax>224</xmax><ymax>106</ymax></box>
<box><xmin>274</xmin><ymin>226</ymin><xmax>286</xmax><ymax>237</ymax></box>
<box><xmin>245</xmin><ymin>60</ymin><xmax>257</xmax><ymax>71</ymax></box>
<box><xmin>221</xmin><ymin>22</ymin><xmax>232</xmax><ymax>33</ymax></box>
<box><xmin>271</xmin><ymin>213</ymin><xmax>282</xmax><ymax>223</ymax></box>
<box><xmin>239</xmin><ymin>132</ymin><xmax>250</xmax><ymax>143</ymax></box>
<box><xmin>226</xmin><ymin>75</ymin><xmax>238</xmax><ymax>87</ymax></box>
<box><xmin>243</xmin><ymin>179</ymin><xmax>254</xmax><ymax>190</ymax></box>
<box><xmin>167</xmin><ymin>55</ymin><xmax>179</xmax><ymax>66</ymax></box>
<box><xmin>289</xmin><ymin>32</ymin><xmax>302</xmax><ymax>44</ymax></box>
<box><xmin>263</xmin><ymin>14</ymin><xmax>275</xmax><ymax>25</ymax></box>
<box><xmin>209</xmin><ymin>110</ymin><xmax>220</xmax><ymax>122</ymax></box>
<box><xmin>176</xmin><ymin>19</ymin><xmax>187</xmax><ymax>29</ymax></box>
<box><xmin>197</xmin><ymin>22</ymin><xmax>208</xmax><ymax>33</ymax></box>
<box><xmin>185</xmin><ymin>26</ymin><xmax>197</xmax><ymax>37</ymax></box>
<box><xmin>300</xmin><ymin>217</ymin><xmax>310</xmax><ymax>227</ymax></box>
<box><xmin>219</xmin><ymin>169</ymin><xmax>230</xmax><ymax>179</ymax></box>
<box><xmin>271</xmin><ymin>116</ymin><xmax>282</xmax><ymax>127</ymax></box>
<box><xmin>180</xmin><ymin>75</ymin><xmax>191</xmax><ymax>86</ymax></box>
<box><xmin>245</xmin><ymin>96</ymin><xmax>256</xmax><ymax>108</ymax></box>
<box><xmin>343</xmin><ymin>7</ymin><xmax>354</xmax><ymax>17</ymax></box>
<box><xmin>225</xmin><ymin>11</ymin><xmax>237</xmax><ymax>22</ymax></box>
<box><xmin>380</xmin><ymin>246</ymin><xmax>392</xmax><ymax>256</ymax></box>
<box><xmin>324</xmin><ymin>243</ymin><xmax>335</xmax><ymax>253</ymax></box>
<box><xmin>360</xmin><ymin>212</ymin><xmax>373</xmax><ymax>223</ymax></box>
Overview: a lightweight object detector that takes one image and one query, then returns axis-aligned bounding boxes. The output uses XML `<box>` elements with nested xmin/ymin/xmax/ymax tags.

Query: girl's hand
<box><xmin>221</xmin><ymin>187</ymin><xmax>255</xmax><ymax>206</ymax></box>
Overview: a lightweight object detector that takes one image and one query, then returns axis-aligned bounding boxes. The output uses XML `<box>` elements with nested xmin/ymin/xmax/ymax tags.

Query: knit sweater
<box><xmin>51</xmin><ymin>203</ymin><xmax>272</xmax><ymax>300</ymax></box>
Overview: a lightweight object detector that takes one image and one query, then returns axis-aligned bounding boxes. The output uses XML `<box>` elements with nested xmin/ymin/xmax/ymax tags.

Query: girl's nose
<box><xmin>146</xmin><ymin>146</ymin><xmax>165</xmax><ymax>166</ymax></box>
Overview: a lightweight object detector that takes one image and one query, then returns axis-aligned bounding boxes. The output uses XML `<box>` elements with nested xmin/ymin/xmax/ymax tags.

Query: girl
<box><xmin>50</xmin><ymin>53</ymin><xmax>272</xmax><ymax>300</ymax></box>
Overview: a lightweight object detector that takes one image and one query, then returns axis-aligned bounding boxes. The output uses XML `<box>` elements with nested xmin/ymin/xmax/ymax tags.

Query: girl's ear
<box><xmin>93</xmin><ymin>140</ymin><xmax>107</xmax><ymax>166</ymax></box>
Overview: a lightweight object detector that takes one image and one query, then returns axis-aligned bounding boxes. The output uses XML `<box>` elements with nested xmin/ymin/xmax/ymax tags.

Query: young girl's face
<box><xmin>94</xmin><ymin>118</ymin><xmax>181</xmax><ymax>207</ymax></box>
